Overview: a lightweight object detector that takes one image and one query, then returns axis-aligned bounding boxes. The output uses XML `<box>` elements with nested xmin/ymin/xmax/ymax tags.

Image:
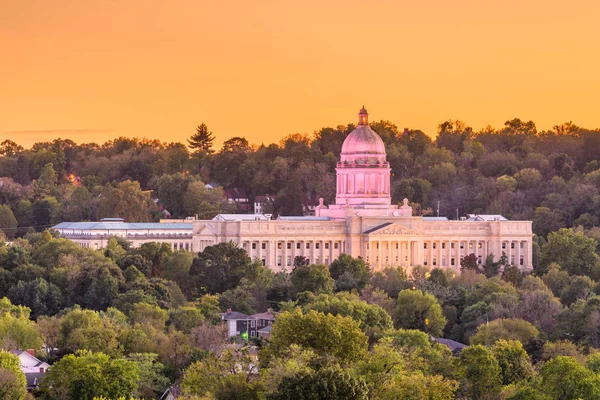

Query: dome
<box><xmin>340</xmin><ymin>107</ymin><xmax>387</xmax><ymax>165</ymax></box>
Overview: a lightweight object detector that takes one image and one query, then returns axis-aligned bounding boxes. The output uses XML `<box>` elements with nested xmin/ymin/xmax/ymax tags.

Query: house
<box><xmin>221</xmin><ymin>310</ymin><xmax>258</xmax><ymax>340</ymax></box>
<box><xmin>251</xmin><ymin>309</ymin><xmax>276</xmax><ymax>330</ymax></box>
<box><xmin>224</xmin><ymin>188</ymin><xmax>251</xmax><ymax>212</ymax></box>
<box><xmin>254</xmin><ymin>195</ymin><xmax>276</xmax><ymax>214</ymax></box>
<box><xmin>10</xmin><ymin>349</ymin><xmax>50</xmax><ymax>390</ymax></box>
<box><xmin>159</xmin><ymin>386</ymin><xmax>181</xmax><ymax>400</ymax></box>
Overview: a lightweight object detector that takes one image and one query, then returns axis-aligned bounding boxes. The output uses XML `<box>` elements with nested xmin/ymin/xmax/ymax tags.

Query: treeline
<box><xmin>2</xmin><ymin>118</ymin><xmax>600</xmax><ymax>239</ymax></box>
<box><xmin>3</xmin><ymin>227</ymin><xmax>600</xmax><ymax>398</ymax></box>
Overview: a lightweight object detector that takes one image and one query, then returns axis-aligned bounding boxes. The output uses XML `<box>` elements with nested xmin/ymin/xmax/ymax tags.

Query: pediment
<box><xmin>364</xmin><ymin>222</ymin><xmax>418</xmax><ymax>236</ymax></box>
<box><xmin>195</xmin><ymin>224</ymin><xmax>216</xmax><ymax>235</ymax></box>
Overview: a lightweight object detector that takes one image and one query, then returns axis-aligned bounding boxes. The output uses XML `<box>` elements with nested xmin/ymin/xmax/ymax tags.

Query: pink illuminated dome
<box><xmin>340</xmin><ymin>106</ymin><xmax>387</xmax><ymax>165</ymax></box>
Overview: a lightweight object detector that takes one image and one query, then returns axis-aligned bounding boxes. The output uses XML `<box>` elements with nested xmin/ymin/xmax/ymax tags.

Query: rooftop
<box><xmin>213</xmin><ymin>214</ymin><xmax>271</xmax><ymax>221</ymax></box>
<box><xmin>53</xmin><ymin>222</ymin><xmax>193</xmax><ymax>230</ymax></box>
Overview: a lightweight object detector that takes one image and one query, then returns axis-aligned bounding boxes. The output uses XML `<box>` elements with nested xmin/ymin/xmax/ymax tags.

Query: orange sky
<box><xmin>2</xmin><ymin>0</ymin><xmax>600</xmax><ymax>149</ymax></box>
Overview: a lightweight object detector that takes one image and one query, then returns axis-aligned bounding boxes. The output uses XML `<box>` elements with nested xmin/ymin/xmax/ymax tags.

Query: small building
<box><xmin>254</xmin><ymin>195</ymin><xmax>276</xmax><ymax>214</ymax></box>
<box><xmin>10</xmin><ymin>349</ymin><xmax>50</xmax><ymax>390</ymax></box>
<box><xmin>221</xmin><ymin>310</ymin><xmax>258</xmax><ymax>340</ymax></box>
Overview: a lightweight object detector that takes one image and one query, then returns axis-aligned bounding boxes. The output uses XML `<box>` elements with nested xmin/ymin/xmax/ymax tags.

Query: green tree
<box><xmin>0</xmin><ymin>205</ymin><xmax>18</xmax><ymax>240</ymax></box>
<box><xmin>0</xmin><ymin>350</ymin><xmax>27</xmax><ymax>400</ymax></box>
<box><xmin>263</xmin><ymin>310</ymin><xmax>368</xmax><ymax>365</ymax></box>
<box><xmin>328</xmin><ymin>254</ymin><xmax>371</xmax><ymax>292</ymax></box>
<box><xmin>127</xmin><ymin>353</ymin><xmax>170</xmax><ymax>399</ymax></box>
<box><xmin>394</xmin><ymin>289</ymin><xmax>446</xmax><ymax>336</ymax></box>
<box><xmin>492</xmin><ymin>340</ymin><xmax>534</xmax><ymax>385</ymax></box>
<box><xmin>290</xmin><ymin>264</ymin><xmax>334</xmax><ymax>296</ymax></box>
<box><xmin>188</xmin><ymin>123</ymin><xmax>215</xmax><ymax>154</ymax></box>
<box><xmin>97</xmin><ymin>180</ymin><xmax>156</xmax><ymax>222</ymax></box>
<box><xmin>538</xmin><ymin>356</ymin><xmax>600</xmax><ymax>400</ymax></box>
<box><xmin>470</xmin><ymin>318</ymin><xmax>539</xmax><ymax>346</ymax></box>
<box><xmin>169</xmin><ymin>306</ymin><xmax>204</xmax><ymax>333</ymax></box>
<box><xmin>458</xmin><ymin>345</ymin><xmax>502</xmax><ymax>400</ymax></box>
<box><xmin>189</xmin><ymin>242</ymin><xmax>257</xmax><ymax>294</ymax></box>
<box><xmin>540</xmin><ymin>228</ymin><xmax>599</xmax><ymax>276</ymax></box>
<box><xmin>8</xmin><ymin>278</ymin><xmax>64</xmax><ymax>318</ymax></box>
<box><xmin>302</xmin><ymin>293</ymin><xmax>393</xmax><ymax>333</ymax></box>
<box><xmin>39</xmin><ymin>350</ymin><xmax>139</xmax><ymax>400</ymax></box>
<box><xmin>269</xmin><ymin>366</ymin><xmax>368</xmax><ymax>400</ymax></box>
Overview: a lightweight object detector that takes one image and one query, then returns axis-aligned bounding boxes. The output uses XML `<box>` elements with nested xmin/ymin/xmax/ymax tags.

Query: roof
<box><xmin>221</xmin><ymin>311</ymin><xmax>255</xmax><ymax>320</ymax></box>
<box><xmin>363</xmin><ymin>222</ymin><xmax>393</xmax><ymax>234</ymax></box>
<box><xmin>433</xmin><ymin>337</ymin><xmax>467</xmax><ymax>355</ymax></box>
<box><xmin>422</xmin><ymin>217</ymin><xmax>449</xmax><ymax>221</ymax></box>
<box><xmin>257</xmin><ymin>325</ymin><xmax>273</xmax><ymax>334</ymax></box>
<box><xmin>25</xmin><ymin>372</ymin><xmax>45</xmax><ymax>389</ymax></box>
<box><xmin>277</xmin><ymin>216</ymin><xmax>331</xmax><ymax>221</ymax></box>
<box><xmin>466</xmin><ymin>214</ymin><xmax>508</xmax><ymax>221</ymax></box>
<box><xmin>251</xmin><ymin>311</ymin><xmax>276</xmax><ymax>320</ymax></box>
<box><xmin>213</xmin><ymin>214</ymin><xmax>270</xmax><ymax>221</ymax></box>
<box><xmin>52</xmin><ymin>222</ymin><xmax>193</xmax><ymax>230</ymax></box>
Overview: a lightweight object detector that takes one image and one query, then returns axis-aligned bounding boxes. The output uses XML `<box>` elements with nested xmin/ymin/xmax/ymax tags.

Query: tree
<box><xmin>0</xmin><ymin>350</ymin><xmax>27</xmax><ymax>400</ymax></box>
<box><xmin>460</xmin><ymin>253</ymin><xmax>479</xmax><ymax>272</ymax></box>
<box><xmin>188</xmin><ymin>123</ymin><xmax>215</xmax><ymax>154</ymax></box>
<box><xmin>394</xmin><ymin>289</ymin><xmax>446</xmax><ymax>336</ymax></box>
<box><xmin>302</xmin><ymin>293</ymin><xmax>393</xmax><ymax>333</ymax></box>
<box><xmin>263</xmin><ymin>310</ymin><xmax>368</xmax><ymax>365</ymax></box>
<box><xmin>328</xmin><ymin>254</ymin><xmax>371</xmax><ymax>292</ymax></box>
<box><xmin>470</xmin><ymin>318</ymin><xmax>539</xmax><ymax>346</ymax></box>
<box><xmin>0</xmin><ymin>299</ymin><xmax>43</xmax><ymax>350</ymax></box>
<box><xmin>538</xmin><ymin>356</ymin><xmax>600</xmax><ymax>400</ymax></box>
<box><xmin>97</xmin><ymin>180</ymin><xmax>156</xmax><ymax>222</ymax></box>
<box><xmin>39</xmin><ymin>350</ymin><xmax>139</xmax><ymax>400</ymax></box>
<box><xmin>127</xmin><ymin>353</ymin><xmax>170</xmax><ymax>399</ymax></box>
<box><xmin>491</xmin><ymin>340</ymin><xmax>534</xmax><ymax>385</ymax></box>
<box><xmin>0</xmin><ymin>205</ymin><xmax>18</xmax><ymax>240</ymax></box>
<box><xmin>189</xmin><ymin>242</ymin><xmax>257</xmax><ymax>294</ymax></box>
<box><xmin>290</xmin><ymin>264</ymin><xmax>334</xmax><ymax>296</ymax></box>
<box><xmin>182</xmin><ymin>346</ymin><xmax>261</xmax><ymax>399</ymax></box>
<box><xmin>370</xmin><ymin>267</ymin><xmax>410</xmax><ymax>298</ymax></box>
<box><xmin>540</xmin><ymin>228</ymin><xmax>599</xmax><ymax>276</ymax></box>
<box><xmin>168</xmin><ymin>307</ymin><xmax>204</xmax><ymax>333</ymax></box>
<box><xmin>8</xmin><ymin>278</ymin><xmax>64</xmax><ymax>318</ymax></box>
<box><xmin>458</xmin><ymin>345</ymin><xmax>502</xmax><ymax>400</ymax></box>
<box><xmin>269</xmin><ymin>366</ymin><xmax>368</xmax><ymax>400</ymax></box>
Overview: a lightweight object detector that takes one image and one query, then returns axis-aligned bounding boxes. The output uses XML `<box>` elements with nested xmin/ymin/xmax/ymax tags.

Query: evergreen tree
<box><xmin>188</xmin><ymin>123</ymin><xmax>215</xmax><ymax>154</ymax></box>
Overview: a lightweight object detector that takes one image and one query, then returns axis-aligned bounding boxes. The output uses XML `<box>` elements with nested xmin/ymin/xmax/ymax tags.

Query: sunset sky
<box><xmin>2</xmin><ymin>0</ymin><xmax>600</xmax><ymax>149</ymax></box>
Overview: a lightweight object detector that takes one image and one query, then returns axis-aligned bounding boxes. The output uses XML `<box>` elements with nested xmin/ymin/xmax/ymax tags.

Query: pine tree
<box><xmin>188</xmin><ymin>123</ymin><xmax>215</xmax><ymax>154</ymax></box>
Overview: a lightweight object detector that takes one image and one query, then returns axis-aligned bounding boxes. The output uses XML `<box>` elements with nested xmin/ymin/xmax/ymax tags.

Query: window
<box><xmin>366</xmin><ymin>243</ymin><xmax>370</xmax><ymax>250</ymax></box>
<box><xmin>469</xmin><ymin>242</ymin><xmax>473</xmax><ymax>249</ymax></box>
<box><xmin>433</xmin><ymin>242</ymin><xmax>437</xmax><ymax>249</ymax></box>
<box><xmin>478</xmin><ymin>242</ymin><xmax>482</xmax><ymax>249</ymax></box>
<box><xmin>261</xmin><ymin>259</ymin><xmax>266</xmax><ymax>265</ymax></box>
<box><xmin>511</xmin><ymin>256</ymin><xmax>515</xmax><ymax>264</ymax></box>
<box><xmin>277</xmin><ymin>256</ymin><xmax>282</xmax><ymax>266</ymax></box>
<box><xmin>287</xmin><ymin>256</ymin><xmax>291</xmax><ymax>266</ymax></box>
<box><xmin>502</xmin><ymin>243</ymin><xmax>506</xmax><ymax>249</ymax></box>
<box><xmin>451</xmin><ymin>243</ymin><xmax>455</xmax><ymax>249</ymax></box>
<box><xmin>315</xmin><ymin>257</ymin><xmax>320</xmax><ymax>264</ymax></box>
<box><xmin>520</xmin><ymin>256</ymin><xmax>524</xmax><ymax>266</ymax></box>
<box><xmin>325</xmin><ymin>258</ymin><xmax>329</xmax><ymax>264</ymax></box>
<box><xmin>315</xmin><ymin>243</ymin><xmax>320</xmax><ymax>249</ymax></box>
<box><xmin>278</xmin><ymin>242</ymin><xmax>282</xmax><ymax>249</ymax></box>
<box><xmin>251</xmin><ymin>320</ymin><xmax>256</xmax><ymax>328</ymax></box>
<box><xmin>451</xmin><ymin>258</ymin><xmax>455</xmax><ymax>266</ymax></box>
<box><xmin>442</xmin><ymin>256</ymin><xmax>446</xmax><ymax>266</ymax></box>
<box><xmin>334</xmin><ymin>242</ymin><xmax>339</xmax><ymax>249</ymax></box>
<box><xmin>395</xmin><ymin>243</ymin><xmax>399</xmax><ymax>249</ymax></box>
<box><xmin>511</xmin><ymin>242</ymin><xmax>515</xmax><ymax>249</ymax></box>
<box><xmin>520</xmin><ymin>242</ymin><xmax>524</xmax><ymax>249</ymax></box>
<box><xmin>306</xmin><ymin>242</ymin><xmax>310</xmax><ymax>249</ymax></box>
<box><xmin>424</xmin><ymin>243</ymin><xmax>428</xmax><ymax>249</ymax></box>
<box><xmin>261</xmin><ymin>243</ymin><xmax>266</xmax><ymax>249</ymax></box>
<box><xmin>252</xmin><ymin>243</ymin><xmax>256</xmax><ymax>249</ymax></box>
<box><xmin>442</xmin><ymin>243</ymin><xmax>446</xmax><ymax>249</ymax></box>
<box><xmin>424</xmin><ymin>259</ymin><xmax>428</xmax><ymax>265</ymax></box>
<box><xmin>433</xmin><ymin>257</ymin><xmax>437</xmax><ymax>266</ymax></box>
<box><xmin>251</xmin><ymin>331</ymin><xmax>256</xmax><ymax>337</ymax></box>
<box><xmin>478</xmin><ymin>255</ymin><xmax>482</xmax><ymax>264</ymax></box>
<box><xmin>297</xmin><ymin>243</ymin><xmax>301</xmax><ymax>249</ymax></box>
<box><xmin>460</xmin><ymin>243</ymin><xmax>464</xmax><ymax>249</ymax></box>
<box><xmin>325</xmin><ymin>242</ymin><xmax>329</xmax><ymax>249</ymax></box>
<box><xmin>395</xmin><ymin>256</ymin><xmax>399</xmax><ymax>263</ymax></box>
<box><xmin>287</xmin><ymin>243</ymin><xmax>292</xmax><ymax>249</ymax></box>
<box><xmin>376</xmin><ymin>242</ymin><xmax>379</xmax><ymax>249</ymax></box>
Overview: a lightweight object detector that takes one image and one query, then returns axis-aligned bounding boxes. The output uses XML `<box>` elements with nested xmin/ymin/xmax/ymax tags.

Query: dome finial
<box><xmin>358</xmin><ymin>106</ymin><xmax>368</xmax><ymax>126</ymax></box>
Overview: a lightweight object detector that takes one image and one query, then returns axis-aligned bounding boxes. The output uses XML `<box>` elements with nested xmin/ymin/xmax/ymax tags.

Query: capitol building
<box><xmin>54</xmin><ymin>108</ymin><xmax>533</xmax><ymax>273</ymax></box>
